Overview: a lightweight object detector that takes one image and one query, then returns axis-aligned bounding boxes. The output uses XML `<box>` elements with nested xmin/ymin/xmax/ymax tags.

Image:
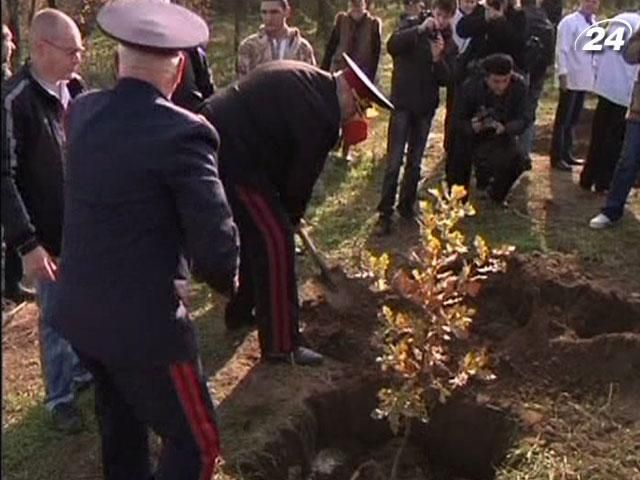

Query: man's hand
<box><xmin>22</xmin><ymin>246</ymin><xmax>57</xmax><ymax>282</ymax></box>
<box><xmin>494</xmin><ymin>122</ymin><xmax>506</xmax><ymax>135</ymax></box>
<box><xmin>558</xmin><ymin>74</ymin><xmax>568</xmax><ymax>91</ymax></box>
<box><xmin>418</xmin><ymin>16</ymin><xmax>437</xmax><ymax>34</ymax></box>
<box><xmin>471</xmin><ymin>117</ymin><xmax>484</xmax><ymax>133</ymax></box>
<box><xmin>430</xmin><ymin>34</ymin><xmax>445</xmax><ymax>62</ymax></box>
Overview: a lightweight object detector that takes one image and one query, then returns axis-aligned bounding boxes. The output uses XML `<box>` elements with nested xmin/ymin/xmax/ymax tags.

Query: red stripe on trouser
<box><xmin>248</xmin><ymin>192</ymin><xmax>293</xmax><ymax>352</ymax></box>
<box><xmin>170</xmin><ymin>363</ymin><xmax>219</xmax><ymax>480</ymax></box>
<box><xmin>237</xmin><ymin>187</ymin><xmax>291</xmax><ymax>353</ymax></box>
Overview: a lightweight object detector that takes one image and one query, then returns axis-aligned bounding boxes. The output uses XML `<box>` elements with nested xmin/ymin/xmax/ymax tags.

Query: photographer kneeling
<box><xmin>455</xmin><ymin>54</ymin><xmax>530</xmax><ymax>205</ymax></box>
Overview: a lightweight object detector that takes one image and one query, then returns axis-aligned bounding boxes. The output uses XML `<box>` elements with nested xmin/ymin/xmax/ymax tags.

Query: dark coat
<box><xmin>387</xmin><ymin>14</ymin><xmax>451</xmax><ymax>116</ymax></box>
<box><xmin>1</xmin><ymin>64</ymin><xmax>85</xmax><ymax>256</ymax></box>
<box><xmin>540</xmin><ymin>0</ymin><xmax>563</xmax><ymax>26</ymax></box>
<box><xmin>456</xmin><ymin>4</ymin><xmax>528</xmax><ymax>74</ymax></box>
<box><xmin>52</xmin><ymin>78</ymin><xmax>239</xmax><ymax>368</ymax></box>
<box><xmin>199</xmin><ymin>61</ymin><xmax>341</xmax><ymax>223</ymax></box>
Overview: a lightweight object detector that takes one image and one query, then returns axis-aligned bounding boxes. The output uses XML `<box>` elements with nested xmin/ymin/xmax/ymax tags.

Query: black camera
<box><xmin>473</xmin><ymin>106</ymin><xmax>499</xmax><ymax>131</ymax></box>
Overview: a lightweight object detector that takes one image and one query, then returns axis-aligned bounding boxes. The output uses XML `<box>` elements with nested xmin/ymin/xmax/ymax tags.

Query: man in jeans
<box><xmin>1</xmin><ymin>9</ymin><xmax>90</xmax><ymax>432</ymax></box>
<box><xmin>589</xmin><ymin>29</ymin><xmax>640</xmax><ymax>229</ymax></box>
<box><xmin>376</xmin><ymin>0</ymin><xmax>454</xmax><ymax>235</ymax></box>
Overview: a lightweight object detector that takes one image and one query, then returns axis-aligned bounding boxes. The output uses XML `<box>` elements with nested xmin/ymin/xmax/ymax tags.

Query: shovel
<box><xmin>296</xmin><ymin>224</ymin><xmax>353</xmax><ymax>312</ymax></box>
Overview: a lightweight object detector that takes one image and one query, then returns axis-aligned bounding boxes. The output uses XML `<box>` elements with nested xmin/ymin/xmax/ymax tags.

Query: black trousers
<box><xmin>2</xmin><ymin>241</ymin><xmax>23</xmax><ymax>297</ymax></box>
<box><xmin>550</xmin><ymin>89</ymin><xmax>586</xmax><ymax>165</ymax></box>
<box><xmin>580</xmin><ymin>95</ymin><xmax>627</xmax><ymax>191</ymax></box>
<box><xmin>77</xmin><ymin>352</ymin><xmax>220</xmax><ymax>480</ymax></box>
<box><xmin>225</xmin><ymin>182</ymin><xmax>300</xmax><ymax>356</ymax></box>
<box><xmin>474</xmin><ymin>135</ymin><xmax>526</xmax><ymax>202</ymax></box>
<box><xmin>446</xmin><ymin>128</ymin><xmax>474</xmax><ymax>192</ymax></box>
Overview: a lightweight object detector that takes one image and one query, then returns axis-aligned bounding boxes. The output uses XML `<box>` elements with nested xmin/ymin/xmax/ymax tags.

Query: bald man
<box><xmin>2</xmin><ymin>9</ymin><xmax>90</xmax><ymax>433</ymax></box>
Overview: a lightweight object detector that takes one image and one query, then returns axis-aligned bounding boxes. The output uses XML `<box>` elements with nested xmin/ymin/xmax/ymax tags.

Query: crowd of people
<box><xmin>1</xmin><ymin>0</ymin><xmax>639</xmax><ymax>478</ymax></box>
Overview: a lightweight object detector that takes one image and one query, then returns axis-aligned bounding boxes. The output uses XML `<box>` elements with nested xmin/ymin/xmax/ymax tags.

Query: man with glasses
<box><xmin>1</xmin><ymin>9</ymin><xmax>90</xmax><ymax>433</ymax></box>
<box><xmin>199</xmin><ymin>54</ymin><xmax>393</xmax><ymax>365</ymax></box>
<box><xmin>237</xmin><ymin>0</ymin><xmax>316</xmax><ymax>78</ymax></box>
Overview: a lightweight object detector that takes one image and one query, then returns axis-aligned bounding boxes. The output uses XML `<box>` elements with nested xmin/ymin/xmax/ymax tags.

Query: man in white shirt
<box><xmin>549</xmin><ymin>0</ymin><xmax>598</xmax><ymax>171</ymax></box>
<box><xmin>580</xmin><ymin>11</ymin><xmax>640</xmax><ymax>192</ymax></box>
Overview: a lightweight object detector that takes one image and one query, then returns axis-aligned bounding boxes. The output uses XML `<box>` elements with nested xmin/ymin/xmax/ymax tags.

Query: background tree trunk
<box><xmin>5</xmin><ymin>0</ymin><xmax>21</xmax><ymax>70</ymax></box>
<box><xmin>28</xmin><ymin>0</ymin><xmax>38</xmax><ymax>26</ymax></box>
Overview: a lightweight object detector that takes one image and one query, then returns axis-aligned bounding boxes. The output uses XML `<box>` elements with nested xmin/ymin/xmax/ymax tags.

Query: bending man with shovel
<box><xmin>200</xmin><ymin>54</ymin><xmax>393</xmax><ymax>366</ymax></box>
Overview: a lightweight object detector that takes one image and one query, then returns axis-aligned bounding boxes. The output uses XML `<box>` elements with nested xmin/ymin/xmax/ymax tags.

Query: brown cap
<box><xmin>342</xmin><ymin>53</ymin><xmax>393</xmax><ymax>110</ymax></box>
<box><xmin>97</xmin><ymin>0</ymin><xmax>209</xmax><ymax>53</ymax></box>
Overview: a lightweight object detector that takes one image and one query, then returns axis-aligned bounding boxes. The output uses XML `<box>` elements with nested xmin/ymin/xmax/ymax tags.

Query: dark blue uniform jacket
<box><xmin>199</xmin><ymin>61</ymin><xmax>341</xmax><ymax>222</ymax></box>
<box><xmin>52</xmin><ymin>78</ymin><xmax>239</xmax><ymax>368</ymax></box>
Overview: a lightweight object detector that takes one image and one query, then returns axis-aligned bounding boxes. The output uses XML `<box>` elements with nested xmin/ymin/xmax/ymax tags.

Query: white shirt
<box><xmin>556</xmin><ymin>10</ymin><xmax>597</xmax><ymax>92</ymax></box>
<box><xmin>31</xmin><ymin>70</ymin><xmax>71</xmax><ymax>109</ymax></box>
<box><xmin>451</xmin><ymin>9</ymin><xmax>471</xmax><ymax>54</ymax></box>
<box><xmin>592</xmin><ymin>12</ymin><xmax>640</xmax><ymax>107</ymax></box>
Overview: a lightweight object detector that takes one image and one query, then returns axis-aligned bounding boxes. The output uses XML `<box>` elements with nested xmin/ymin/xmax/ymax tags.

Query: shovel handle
<box><xmin>296</xmin><ymin>227</ymin><xmax>334</xmax><ymax>283</ymax></box>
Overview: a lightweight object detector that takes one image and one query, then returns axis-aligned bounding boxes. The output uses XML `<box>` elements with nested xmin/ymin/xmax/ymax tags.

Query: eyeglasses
<box><xmin>42</xmin><ymin>39</ymin><xmax>85</xmax><ymax>57</ymax></box>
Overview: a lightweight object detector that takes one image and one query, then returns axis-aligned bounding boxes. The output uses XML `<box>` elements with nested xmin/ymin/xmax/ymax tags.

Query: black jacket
<box><xmin>199</xmin><ymin>61</ymin><xmax>341</xmax><ymax>222</ymax></box>
<box><xmin>172</xmin><ymin>46</ymin><xmax>216</xmax><ymax>112</ymax></box>
<box><xmin>456</xmin><ymin>5</ymin><xmax>528</xmax><ymax>74</ymax></box>
<box><xmin>456</xmin><ymin>72</ymin><xmax>530</xmax><ymax>140</ymax></box>
<box><xmin>52</xmin><ymin>78</ymin><xmax>239</xmax><ymax>367</ymax></box>
<box><xmin>540</xmin><ymin>0</ymin><xmax>563</xmax><ymax>26</ymax></box>
<box><xmin>1</xmin><ymin>64</ymin><xmax>84</xmax><ymax>257</ymax></box>
<box><xmin>387</xmin><ymin>14</ymin><xmax>451</xmax><ymax>115</ymax></box>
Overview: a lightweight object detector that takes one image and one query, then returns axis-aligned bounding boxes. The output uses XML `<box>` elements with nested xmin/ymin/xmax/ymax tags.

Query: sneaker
<box><xmin>51</xmin><ymin>402</ymin><xmax>84</xmax><ymax>434</ymax></box>
<box><xmin>589</xmin><ymin>213</ymin><xmax>616</xmax><ymax>230</ymax></box>
<box><xmin>265</xmin><ymin>346</ymin><xmax>324</xmax><ymax>366</ymax></box>
<box><xmin>374</xmin><ymin>216</ymin><xmax>392</xmax><ymax>236</ymax></box>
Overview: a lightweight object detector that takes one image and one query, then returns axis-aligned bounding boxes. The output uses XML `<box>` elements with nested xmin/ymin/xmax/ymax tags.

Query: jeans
<box><xmin>602</xmin><ymin>120</ymin><xmax>640</xmax><ymax>221</ymax></box>
<box><xmin>378</xmin><ymin>110</ymin><xmax>434</xmax><ymax>217</ymax></box>
<box><xmin>550</xmin><ymin>89</ymin><xmax>586</xmax><ymax>164</ymax></box>
<box><xmin>521</xmin><ymin>73</ymin><xmax>546</xmax><ymax>160</ymax></box>
<box><xmin>37</xmin><ymin>278</ymin><xmax>91</xmax><ymax>410</ymax></box>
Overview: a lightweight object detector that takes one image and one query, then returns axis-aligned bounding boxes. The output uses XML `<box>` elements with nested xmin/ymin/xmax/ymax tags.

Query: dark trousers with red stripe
<box><xmin>77</xmin><ymin>352</ymin><xmax>220</xmax><ymax>480</ymax></box>
<box><xmin>225</xmin><ymin>182</ymin><xmax>299</xmax><ymax>356</ymax></box>
<box><xmin>580</xmin><ymin>95</ymin><xmax>628</xmax><ymax>192</ymax></box>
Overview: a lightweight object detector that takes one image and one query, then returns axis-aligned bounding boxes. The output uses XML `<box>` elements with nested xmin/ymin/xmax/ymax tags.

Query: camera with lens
<box><xmin>473</xmin><ymin>106</ymin><xmax>499</xmax><ymax>131</ymax></box>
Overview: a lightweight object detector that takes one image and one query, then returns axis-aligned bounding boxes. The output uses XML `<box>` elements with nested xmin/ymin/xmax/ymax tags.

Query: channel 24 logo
<box><xmin>575</xmin><ymin>18</ymin><xmax>636</xmax><ymax>52</ymax></box>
